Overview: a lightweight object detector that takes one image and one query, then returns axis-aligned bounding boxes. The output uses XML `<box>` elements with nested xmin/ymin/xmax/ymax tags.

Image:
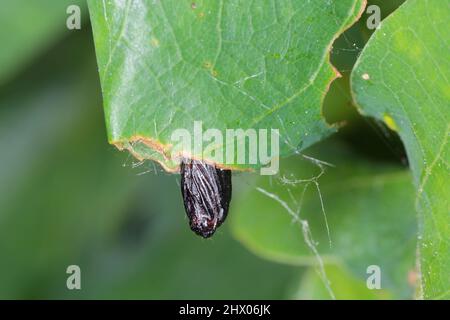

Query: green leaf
<box><xmin>88</xmin><ymin>0</ymin><xmax>365</xmax><ymax>171</ymax></box>
<box><xmin>230</xmin><ymin>141</ymin><xmax>417</xmax><ymax>299</ymax></box>
<box><xmin>0</xmin><ymin>0</ymin><xmax>85</xmax><ymax>84</ymax></box>
<box><xmin>351</xmin><ymin>0</ymin><xmax>449</xmax><ymax>299</ymax></box>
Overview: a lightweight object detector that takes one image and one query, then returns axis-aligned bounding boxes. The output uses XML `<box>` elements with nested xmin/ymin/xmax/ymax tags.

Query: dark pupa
<box><xmin>180</xmin><ymin>159</ymin><xmax>232</xmax><ymax>238</ymax></box>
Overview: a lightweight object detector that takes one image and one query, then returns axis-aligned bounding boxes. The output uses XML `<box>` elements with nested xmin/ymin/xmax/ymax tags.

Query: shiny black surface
<box><xmin>180</xmin><ymin>160</ymin><xmax>232</xmax><ymax>238</ymax></box>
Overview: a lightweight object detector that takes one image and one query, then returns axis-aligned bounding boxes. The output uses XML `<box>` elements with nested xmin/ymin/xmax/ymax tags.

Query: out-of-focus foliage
<box><xmin>231</xmin><ymin>141</ymin><xmax>416</xmax><ymax>299</ymax></box>
<box><xmin>292</xmin><ymin>265</ymin><xmax>392</xmax><ymax>300</ymax></box>
<box><xmin>0</xmin><ymin>0</ymin><xmax>85</xmax><ymax>84</ymax></box>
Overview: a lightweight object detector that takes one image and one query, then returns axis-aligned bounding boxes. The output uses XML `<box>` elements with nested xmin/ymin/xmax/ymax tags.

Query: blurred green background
<box><xmin>0</xmin><ymin>0</ymin><xmax>409</xmax><ymax>299</ymax></box>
